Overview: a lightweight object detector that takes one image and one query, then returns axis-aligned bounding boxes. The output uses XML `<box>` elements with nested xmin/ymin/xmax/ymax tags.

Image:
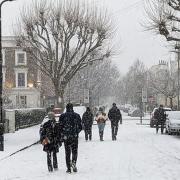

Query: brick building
<box><xmin>2</xmin><ymin>36</ymin><xmax>41</xmax><ymax>108</ymax></box>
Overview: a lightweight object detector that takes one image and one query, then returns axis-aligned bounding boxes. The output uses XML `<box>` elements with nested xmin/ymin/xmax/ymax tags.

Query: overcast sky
<box><xmin>1</xmin><ymin>0</ymin><xmax>172</xmax><ymax>74</ymax></box>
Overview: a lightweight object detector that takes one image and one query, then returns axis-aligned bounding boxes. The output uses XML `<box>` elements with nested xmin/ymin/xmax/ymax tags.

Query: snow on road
<box><xmin>1</xmin><ymin>120</ymin><xmax>180</xmax><ymax>180</ymax></box>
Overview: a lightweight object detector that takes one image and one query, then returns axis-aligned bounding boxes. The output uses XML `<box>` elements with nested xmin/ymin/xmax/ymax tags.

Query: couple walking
<box><xmin>40</xmin><ymin>103</ymin><xmax>82</xmax><ymax>173</ymax></box>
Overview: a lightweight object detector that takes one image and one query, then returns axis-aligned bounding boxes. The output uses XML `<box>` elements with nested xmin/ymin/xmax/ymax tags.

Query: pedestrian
<box><xmin>108</xmin><ymin>103</ymin><xmax>122</xmax><ymax>141</ymax></box>
<box><xmin>96</xmin><ymin>107</ymin><xmax>107</xmax><ymax>141</ymax></box>
<box><xmin>82</xmin><ymin>107</ymin><xmax>94</xmax><ymax>141</ymax></box>
<box><xmin>58</xmin><ymin>103</ymin><xmax>82</xmax><ymax>173</ymax></box>
<box><xmin>154</xmin><ymin>104</ymin><xmax>166</xmax><ymax>134</ymax></box>
<box><xmin>40</xmin><ymin>112</ymin><xmax>60</xmax><ymax>172</ymax></box>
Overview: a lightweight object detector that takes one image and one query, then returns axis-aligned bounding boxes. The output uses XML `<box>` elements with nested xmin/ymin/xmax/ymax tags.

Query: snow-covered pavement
<box><xmin>1</xmin><ymin>119</ymin><xmax>180</xmax><ymax>180</ymax></box>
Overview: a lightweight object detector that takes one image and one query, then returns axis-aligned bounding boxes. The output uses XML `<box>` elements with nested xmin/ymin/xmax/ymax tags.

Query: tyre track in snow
<box><xmin>118</xmin><ymin>121</ymin><xmax>180</xmax><ymax>180</ymax></box>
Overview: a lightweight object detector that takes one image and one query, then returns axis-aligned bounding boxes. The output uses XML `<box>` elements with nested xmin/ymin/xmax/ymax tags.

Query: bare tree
<box><xmin>15</xmin><ymin>0</ymin><xmax>114</xmax><ymax>107</ymax></box>
<box><xmin>145</xmin><ymin>0</ymin><xmax>180</xmax><ymax>42</ymax></box>
<box><xmin>120</xmin><ymin>59</ymin><xmax>147</xmax><ymax>105</ymax></box>
<box><xmin>148</xmin><ymin>67</ymin><xmax>177</xmax><ymax>108</ymax></box>
<box><xmin>64</xmin><ymin>59</ymin><xmax>120</xmax><ymax>106</ymax></box>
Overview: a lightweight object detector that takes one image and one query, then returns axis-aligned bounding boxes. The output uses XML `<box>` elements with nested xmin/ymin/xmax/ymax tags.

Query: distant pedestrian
<box><xmin>40</xmin><ymin>112</ymin><xmax>60</xmax><ymax>172</ymax></box>
<box><xmin>96</xmin><ymin>107</ymin><xmax>107</xmax><ymax>141</ymax></box>
<box><xmin>108</xmin><ymin>103</ymin><xmax>122</xmax><ymax>141</ymax></box>
<box><xmin>58</xmin><ymin>103</ymin><xmax>82</xmax><ymax>173</ymax></box>
<box><xmin>82</xmin><ymin>107</ymin><xmax>94</xmax><ymax>141</ymax></box>
<box><xmin>154</xmin><ymin>104</ymin><xmax>166</xmax><ymax>134</ymax></box>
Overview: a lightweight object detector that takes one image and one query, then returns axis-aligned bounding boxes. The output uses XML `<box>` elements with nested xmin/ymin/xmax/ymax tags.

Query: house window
<box><xmin>14</xmin><ymin>68</ymin><xmax>28</xmax><ymax>88</ymax></box>
<box><xmin>15</xmin><ymin>50</ymin><xmax>27</xmax><ymax>65</ymax></box>
<box><xmin>20</xmin><ymin>96</ymin><xmax>27</xmax><ymax>107</ymax></box>
<box><xmin>18</xmin><ymin>73</ymin><xmax>25</xmax><ymax>87</ymax></box>
<box><xmin>16</xmin><ymin>95</ymin><xmax>27</xmax><ymax>107</ymax></box>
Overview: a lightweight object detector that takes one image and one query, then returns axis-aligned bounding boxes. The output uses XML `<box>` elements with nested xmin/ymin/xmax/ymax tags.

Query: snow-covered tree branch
<box><xmin>15</xmin><ymin>0</ymin><xmax>114</xmax><ymax>107</ymax></box>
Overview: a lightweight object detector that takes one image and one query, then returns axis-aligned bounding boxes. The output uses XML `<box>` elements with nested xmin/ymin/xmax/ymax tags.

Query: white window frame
<box><xmin>2</xmin><ymin>68</ymin><xmax>6</xmax><ymax>83</ymax></box>
<box><xmin>15</xmin><ymin>69</ymin><xmax>28</xmax><ymax>88</ymax></box>
<box><xmin>15</xmin><ymin>50</ymin><xmax>27</xmax><ymax>66</ymax></box>
<box><xmin>19</xmin><ymin>95</ymin><xmax>27</xmax><ymax>107</ymax></box>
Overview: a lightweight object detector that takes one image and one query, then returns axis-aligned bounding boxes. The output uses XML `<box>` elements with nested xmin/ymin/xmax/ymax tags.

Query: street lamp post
<box><xmin>177</xmin><ymin>50</ymin><xmax>180</xmax><ymax>110</ymax></box>
<box><xmin>174</xmin><ymin>42</ymin><xmax>180</xmax><ymax>110</ymax></box>
<box><xmin>0</xmin><ymin>0</ymin><xmax>15</xmax><ymax>151</ymax></box>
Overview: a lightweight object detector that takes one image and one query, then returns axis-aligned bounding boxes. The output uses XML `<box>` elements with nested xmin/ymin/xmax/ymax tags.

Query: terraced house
<box><xmin>2</xmin><ymin>36</ymin><xmax>42</xmax><ymax>109</ymax></box>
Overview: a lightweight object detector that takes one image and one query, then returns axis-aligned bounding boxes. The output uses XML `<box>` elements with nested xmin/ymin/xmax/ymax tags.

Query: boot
<box><xmin>47</xmin><ymin>152</ymin><xmax>53</xmax><ymax>172</ymax></box>
<box><xmin>66</xmin><ymin>168</ymin><xmax>71</xmax><ymax>173</ymax></box>
<box><xmin>156</xmin><ymin>126</ymin><xmax>159</xmax><ymax>134</ymax></box>
<box><xmin>48</xmin><ymin>165</ymin><xmax>53</xmax><ymax>172</ymax></box>
<box><xmin>53</xmin><ymin>152</ymin><xmax>58</xmax><ymax>170</ymax></box>
<box><xmin>100</xmin><ymin>131</ymin><xmax>104</xmax><ymax>141</ymax></box>
<box><xmin>71</xmin><ymin>161</ymin><xmax>78</xmax><ymax>172</ymax></box>
<box><xmin>89</xmin><ymin>133</ymin><xmax>92</xmax><ymax>141</ymax></box>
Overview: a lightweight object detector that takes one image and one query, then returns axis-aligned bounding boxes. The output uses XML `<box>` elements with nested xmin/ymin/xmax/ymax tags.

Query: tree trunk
<box><xmin>165</xmin><ymin>96</ymin><xmax>167</xmax><ymax>106</ymax></box>
<box><xmin>169</xmin><ymin>97</ymin><xmax>173</xmax><ymax>109</ymax></box>
<box><xmin>54</xmin><ymin>86</ymin><xmax>65</xmax><ymax>110</ymax></box>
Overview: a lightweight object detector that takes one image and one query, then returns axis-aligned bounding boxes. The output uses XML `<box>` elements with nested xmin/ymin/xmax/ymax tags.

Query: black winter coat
<box><xmin>82</xmin><ymin>111</ymin><xmax>93</xmax><ymax>129</ymax></box>
<box><xmin>40</xmin><ymin>119</ymin><xmax>59</xmax><ymax>152</ymax></box>
<box><xmin>108</xmin><ymin>107</ymin><xmax>122</xmax><ymax>125</ymax></box>
<box><xmin>59</xmin><ymin>110</ymin><xmax>82</xmax><ymax>141</ymax></box>
<box><xmin>154</xmin><ymin>108</ymin><xmax>166</xmax><ymax>123</ymax></box>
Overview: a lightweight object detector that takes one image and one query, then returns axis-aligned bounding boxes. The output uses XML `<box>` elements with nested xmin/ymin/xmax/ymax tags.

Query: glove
<box><xmin>42</xmin><ymin>137</ymin><xmax>50</xmax><ymax>145</ymax></box>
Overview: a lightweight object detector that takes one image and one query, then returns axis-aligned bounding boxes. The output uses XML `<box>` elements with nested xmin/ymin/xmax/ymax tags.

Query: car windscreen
<box><xmin>164</xmin><ymin>109</ymin><xmax>171</xmax><ymax>111</ymax></box>
<box><xmin>168</xmin><ymin>113</ymin><xmax>180</xmax><ymax>120</ymax></box>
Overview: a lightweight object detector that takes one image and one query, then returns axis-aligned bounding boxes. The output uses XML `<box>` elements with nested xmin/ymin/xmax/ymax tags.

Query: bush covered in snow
<box><xmin>15</xmin><ymin>108</ymin><xmax>46</xmax><ymax>130</ymax></box>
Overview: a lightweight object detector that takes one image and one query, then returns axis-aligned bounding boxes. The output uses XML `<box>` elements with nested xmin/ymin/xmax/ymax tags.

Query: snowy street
<box><xmin>1</xmin><ymin>0</ymin><xmax>180</xmax><ymax>179</ymax></box>
<box><xmin>1</xmin><ymin>119</ymin><xmax>180</xmax><ymax>180</ymax></box>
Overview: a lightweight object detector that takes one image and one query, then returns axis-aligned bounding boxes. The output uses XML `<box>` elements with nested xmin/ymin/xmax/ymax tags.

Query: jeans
<box><xmin>98</xmin><ymin>122</ymin><xmax>105</xmax><ymax>141</ymax></box>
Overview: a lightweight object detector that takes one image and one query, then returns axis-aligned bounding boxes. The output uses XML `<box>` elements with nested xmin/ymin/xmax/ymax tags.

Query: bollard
<box><xmin>0</xmin><ymin>123</ymin><xmax>4</xmax><ymax>151</ymax></box>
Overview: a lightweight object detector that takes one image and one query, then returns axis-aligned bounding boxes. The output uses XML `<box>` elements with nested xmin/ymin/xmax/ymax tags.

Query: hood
<box><xmin>66</xmin><ymin>103</ymin><xmax>74</xmax><ymax>112</ymax></box>
<box><xmin>112</xmin><ymin>106</ymin><xmax>117</xmax><ymax>110</ymax></box>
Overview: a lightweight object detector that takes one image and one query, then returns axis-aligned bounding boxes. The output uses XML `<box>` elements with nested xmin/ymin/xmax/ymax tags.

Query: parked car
<box><xmin>150</xmin><ymin>107</ymin><xmax>171</xmax><ymax>128</ymax></box>
<box><xmin>166</xmin><ymin>111</ymin><xmax>180</xmax><ymax>135</ymax></box>
<box><xmin>124</xmin><ymin>104</ymin><xmax>133</xmax><ymax>113</ymax></box>
<box><xmin>130</xmin><ymin>109</ymin><xmax>144</xmax><ymax>117</ymax></box>
<box><xmin>128</xmin><ymin>108</ymin><xmax>137</xmax><ymax>116</ymax></box>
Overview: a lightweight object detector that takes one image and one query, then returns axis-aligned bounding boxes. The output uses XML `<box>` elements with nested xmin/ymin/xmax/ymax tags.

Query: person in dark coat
<box><xmin>108</xmin><ymin>103</ymin><xmax>122</xmax><ymax>141</ymax></box>
<box><xmin>154</xmin><ymin>104</ymin><xmax>166</xmax><ymax>134</ymax></box>
<box><xmin>82</xmin><ymin>107</ymin><xmax>94</xmax><ymax>141</ymax></box>
<box><xmin>40</xmin><ymin>112</ymin><xmax>60</xmax><ymax>172</ymax></box>
<box><xmin>58</xmin><ymin>103</ymin><xmax>82</xmax><ymax>173</ymax></box>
